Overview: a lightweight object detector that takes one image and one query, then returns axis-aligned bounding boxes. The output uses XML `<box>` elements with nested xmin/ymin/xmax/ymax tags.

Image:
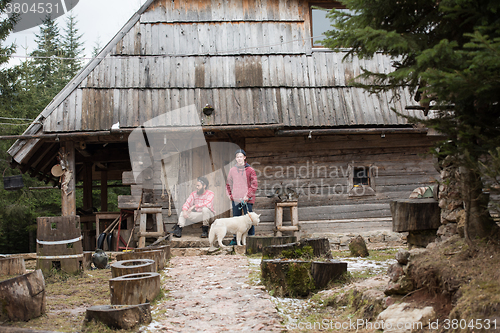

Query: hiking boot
<box><xmin>172</xmin><ymin>225</ymin><xmax>182</xmax><ymax>238</ymax></box>
<box><xmin>201</xmin><ymin>226</ymin><xmax>209</xmax><ymax>238</ymax></box>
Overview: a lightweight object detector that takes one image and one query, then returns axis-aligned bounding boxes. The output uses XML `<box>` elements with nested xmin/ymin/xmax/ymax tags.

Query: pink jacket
<box><xmin>226</xmin><ymin>163</ymin><xmax>258</xmax><ymax>204</ymax></box>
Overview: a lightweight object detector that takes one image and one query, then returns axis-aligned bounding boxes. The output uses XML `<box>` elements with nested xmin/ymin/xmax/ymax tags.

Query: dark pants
<box><xmin>232</xmin><ymin>201</ymin><xmax>255</xmax><ymax>236</ymax></box>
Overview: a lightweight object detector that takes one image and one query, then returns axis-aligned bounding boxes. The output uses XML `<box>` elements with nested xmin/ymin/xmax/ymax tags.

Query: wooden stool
<box><xmin>137</xmin><ymin>205</ymin><xmax>164</xmax><ymax>248</ymax></box>
<box><xmin>274</xmin><ymin>201</ymin><xmax>300</xmax><ymax>238</ymax></box>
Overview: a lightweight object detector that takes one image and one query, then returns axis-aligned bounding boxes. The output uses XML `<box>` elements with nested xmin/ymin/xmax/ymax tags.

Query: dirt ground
<box><xmin>146</xmin><ymin>254</ymin><xmax>283</xmax><ymax>332</ymax></box>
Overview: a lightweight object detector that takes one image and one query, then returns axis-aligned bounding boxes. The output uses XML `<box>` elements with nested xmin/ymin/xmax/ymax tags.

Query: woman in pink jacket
<box><xmin>226</xmin><ymin>149</ymin><xmax>258</xmax><ymax>244</ymax></box>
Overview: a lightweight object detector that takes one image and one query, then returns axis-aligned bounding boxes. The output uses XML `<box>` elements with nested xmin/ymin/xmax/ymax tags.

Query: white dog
<box><xmin>208</xmin><ymin>212</ymin><xmax>260</xmax><ymax>248</ymax></box>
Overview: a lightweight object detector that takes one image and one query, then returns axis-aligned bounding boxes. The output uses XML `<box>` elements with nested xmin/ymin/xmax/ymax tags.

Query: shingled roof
<box><xmin>8</xmin><ymin>0</ymin><xmax>426</xmax><ymax>174</ymax></box>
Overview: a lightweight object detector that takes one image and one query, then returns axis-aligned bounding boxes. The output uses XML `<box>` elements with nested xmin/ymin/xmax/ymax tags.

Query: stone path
<box><xmin>146</xmin><ymin>254</ymin><xmax>283</xmax><ymax>332</ymax></box>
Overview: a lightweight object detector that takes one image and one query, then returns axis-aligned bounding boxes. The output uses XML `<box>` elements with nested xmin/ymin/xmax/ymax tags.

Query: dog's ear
<box><xmin>258</xmin><ymin>214</ymin><xmax>261</xmax><ymax>218</ymax></box>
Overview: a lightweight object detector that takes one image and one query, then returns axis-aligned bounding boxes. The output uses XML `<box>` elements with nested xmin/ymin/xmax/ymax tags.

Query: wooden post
<box><xmin>61</xmin><ymin>142</ymin><xmax>76</xmax><ymax>216</ymax></box>
<box><xmin>274</xmin><ymin>203</ymin><xmax>283</xmax><ymax>237</ymax></box>
<box><xmin>101</xmin><ymin>169</ymin><xmax>108</xmax><ymax>212</ymax></box>
<box><xmin>83</xmin><ymin>162</ymin><xmax>93</xmax><ymax>210</ymax></box>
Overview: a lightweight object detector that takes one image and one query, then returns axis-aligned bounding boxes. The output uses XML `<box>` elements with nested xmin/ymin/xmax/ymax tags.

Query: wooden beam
<box><xmin>61</xmin><ymin>142</ymin><xmax>76</xmax><ymax>216</ymax></box>
<box><xmin>276</xmin><ymin>127</ymin><xmax>429</xmax><ymax>137</ymax></box>
<box><xmin>0</xmin><ymin>124</ymin><xmax>285</xmax><ymax>140</ymax></box>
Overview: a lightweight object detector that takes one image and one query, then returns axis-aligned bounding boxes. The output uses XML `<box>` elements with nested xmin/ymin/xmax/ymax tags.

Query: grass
<box><xmin>1</xmin><ymin>259</ymin><xmax>172</xmax><ymax>332</ymax></box>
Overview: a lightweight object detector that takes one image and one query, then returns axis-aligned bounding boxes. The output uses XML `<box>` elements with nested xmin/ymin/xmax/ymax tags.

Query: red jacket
<box><xmin>226</xmin><ymin>163</ymin><xmax>258</xmax><ymax>204</ymax></box>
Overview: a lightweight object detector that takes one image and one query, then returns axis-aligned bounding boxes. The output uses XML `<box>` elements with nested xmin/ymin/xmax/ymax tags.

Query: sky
<box><xmin>2</xmin><ymin>0</ymin><xmax>148</xmax><ymax>67</ymax></box>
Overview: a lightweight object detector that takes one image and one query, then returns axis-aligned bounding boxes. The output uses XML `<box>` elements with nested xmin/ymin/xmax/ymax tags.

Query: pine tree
<box><xmin>323</xmin><ymin>0</ymin><xmax>500</xmax><ymax>241</ymax></box>
<box><xmin>30</xmin><ymin>15</ymin><xmax>63</xmax><ymax>89</ymax></box>
<box><xmin>61</xmin><ymin>12</ymin><xmax>84</xmax><ymax>80</ymax></box>
<box><xmin>92</xmin><ymin>35</ymin><xmax>102</xmax><ymax>57</ymax></box>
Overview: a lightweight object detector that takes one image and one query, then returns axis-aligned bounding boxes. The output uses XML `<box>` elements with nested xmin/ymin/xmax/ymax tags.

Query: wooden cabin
<box><xmin>8</xmin><ymin>0</ymin><xmax>440</xmax><ymax>245</ymax></box>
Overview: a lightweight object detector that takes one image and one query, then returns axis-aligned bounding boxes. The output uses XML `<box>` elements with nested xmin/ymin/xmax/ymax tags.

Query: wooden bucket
<box><xmin>36</xmin><ymin>216</ymin><xmax>84</xmax><ymax>274</ymax></box>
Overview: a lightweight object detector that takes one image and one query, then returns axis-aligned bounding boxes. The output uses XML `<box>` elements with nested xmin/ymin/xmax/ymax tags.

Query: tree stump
<box><xmin>390</xmin><ymin>199</ymin><xmax>440</xmax><ymax>232</ymax></box>
<box><xmin>311</xmin><ymin>261</ymin><xmax>348</xmax><ymax>289</ymax></box>
<box><xmin>263</xmin><ymin>238</ymin><xmax>332</xmax><ymax>259</ymax></box>
<box><xmin>0</xmin><ymin>270</ymin><xmax>46</xmax><ymax>321</ymax></box>
<box><xmin>0</xmin><ymin>257</ymin><xmax>26</xmax><ymax>277</ymax></box>
<box><xmin>116</xmin><ymin>250</ymin><xmax>164</xmax><ymax>271</ymax></box>
<box><xmin>84</xmin><ymin>303</ymin><xmax>152</xmax><ymax>329</ymax></box>
<box><xmin>134</xmin><ymin>245</ymin><xmax>170</xmax><ymax>266</ymax></box>
<box><xmin>246</xmin><ymin>236</ymin><xmax>297</xmax><ymax>255</ymax></box>
<box><xmin>261</xmin><ymin>259</ymin><xmax>314</xmax><ymax>297</ymax></box>
<box><xmin>111</xmin><ymin>259</ymin><xmax>156</xmax><ymax>278</ymax></box>
<box><xmin>109</xmin><ymin>272</ymin><xmax>161</xmax><ymax>305</ymax></box>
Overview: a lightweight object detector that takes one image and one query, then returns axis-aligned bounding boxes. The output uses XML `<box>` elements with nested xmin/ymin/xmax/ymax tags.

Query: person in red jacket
<box><xmin>226</xmin><ymin>149</ymin><xmax>258</xmax><ymax>245</ymax></box>
<box><xmin>172</xmin><ymin>176</ymin><xmax>215</xmax><ymax>238</ymax></box>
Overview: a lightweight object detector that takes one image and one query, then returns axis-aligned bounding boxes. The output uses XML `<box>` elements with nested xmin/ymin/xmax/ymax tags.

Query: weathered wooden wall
<box><xmin>246</xmin><ymin>133</ymin><xmax>440</xmax><ymax>227</ymax></box>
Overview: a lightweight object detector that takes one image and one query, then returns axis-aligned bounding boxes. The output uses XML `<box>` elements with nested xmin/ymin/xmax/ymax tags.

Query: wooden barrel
<box><xmin>0</xmin><ymin>257</ymin><xmax>26</xmax><ymax>277</ymax></box>
<box><xmin>116</xmin><ymin>250</ymin><xmax>164</xmax><ymax>271</ymax></box>
<box><xmin>111</xmin><ymin>259</ymin><xmax>156</xmax><ymax>278</ymax></box>
<box><xmin>36</xmin><ymin>216</ymin><xmax>83</xmax><ymax>275</ymax></box>
<box><xmin>109</xmin><ymin>272</ymin><xmax>161</xmax><ymax>305</ymax></box>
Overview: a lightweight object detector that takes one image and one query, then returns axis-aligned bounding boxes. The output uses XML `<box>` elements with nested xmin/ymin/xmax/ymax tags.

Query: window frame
<box><xmin>348</xmin><ymin>164</ymin><xmax>376</xmax><ymax>197</ymax></box>
<box><xmin>309</xmin><ymin>1</ymin><xmax>346</xmax><ymax>48</ymax></box>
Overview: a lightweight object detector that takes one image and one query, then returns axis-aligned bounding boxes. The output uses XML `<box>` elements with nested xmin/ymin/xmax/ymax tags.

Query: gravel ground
<box><xmin>144</xmin><ymin>254</ymin><xmax>284</xmax><ymax>332</ymax></box>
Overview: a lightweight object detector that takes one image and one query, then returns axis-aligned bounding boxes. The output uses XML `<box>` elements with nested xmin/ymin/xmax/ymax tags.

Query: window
<box><xmin>353</xmin><ymin>167</ymin><xmax>370</xmax><ymax>186</ymax></box>
<box><xmin>310</xmin><ymin>1</ymin><xmax>346</xmax><ymax>47</ymax></box>
<box><xmin>348</xmin><ymin>165</ymin><xmax>376</xmax><ymax>196</ymax></box>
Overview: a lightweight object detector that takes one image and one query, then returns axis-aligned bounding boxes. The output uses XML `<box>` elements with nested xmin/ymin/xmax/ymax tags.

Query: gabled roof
<box><xmin>8</xmin><ymin>0</ymin><xmax>426</xmax><ymax>172</ymax></box>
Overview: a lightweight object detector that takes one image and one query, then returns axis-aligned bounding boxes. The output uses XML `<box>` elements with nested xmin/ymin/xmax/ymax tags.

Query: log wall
<box><xmin>246</xmin><ymin>133</ymin><xmax>440</xmax><ymax>226</ymax></box>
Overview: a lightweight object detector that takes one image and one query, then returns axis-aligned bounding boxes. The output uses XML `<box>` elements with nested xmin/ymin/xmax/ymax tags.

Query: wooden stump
<box><xmin>0</xmin><ymin>269</ymin><xmax>46</xmax><ymax>321</ymax></box>
<box><xmin>263</xmin><ymin>237</ymin><xmax>332</xmax><ymax>259</ymax></box>
<box><xmin>246</xmin><ymin>236</ymin><xmax>297</xmax><ymax>255</ymax></box>
<box><xmin>0</xmin><ymin>257</ymin><xmax>26</xmax><ymax>277</ymax></box>
<box><xmin>85</xmin><ymin>303</ymin><xmax>152</xmax><ymax>329</ymax></box>
<box><xmin>111</xmin><ymin>259</ymin><xmax>156</xmax><ymax>278</ymax></box>
<box><xmin>311</xmin><ymin>261</ymin><xmax>348</xmax><ymax>289</ymax></box>
<box><xmin>83</xmin><ymin>251</ymin><xmax>93</xmax><ymax>270</ymax></box>
<box><xmin>261</xmin><ymin>259</ymin><xmax>314</xmax><ymax>297</ymax></box>
<box><xmin>109</xmin><ymin>272</ymin><xmax>161</xmax><ymax>305</ymax></box>
<box><xmin>134</xmin><ymin>245</ymin><xmax>170</xmax><ymax>266</ymax></box>
<box><xmin>116</xmin><ymin>250</ymin><xmax>164</xmax><ymax>271</ymax></box>
<box><xmin>390</xmin><ymin>199</ymin><xmax>440</xmax><ymax>232</ymax></box>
